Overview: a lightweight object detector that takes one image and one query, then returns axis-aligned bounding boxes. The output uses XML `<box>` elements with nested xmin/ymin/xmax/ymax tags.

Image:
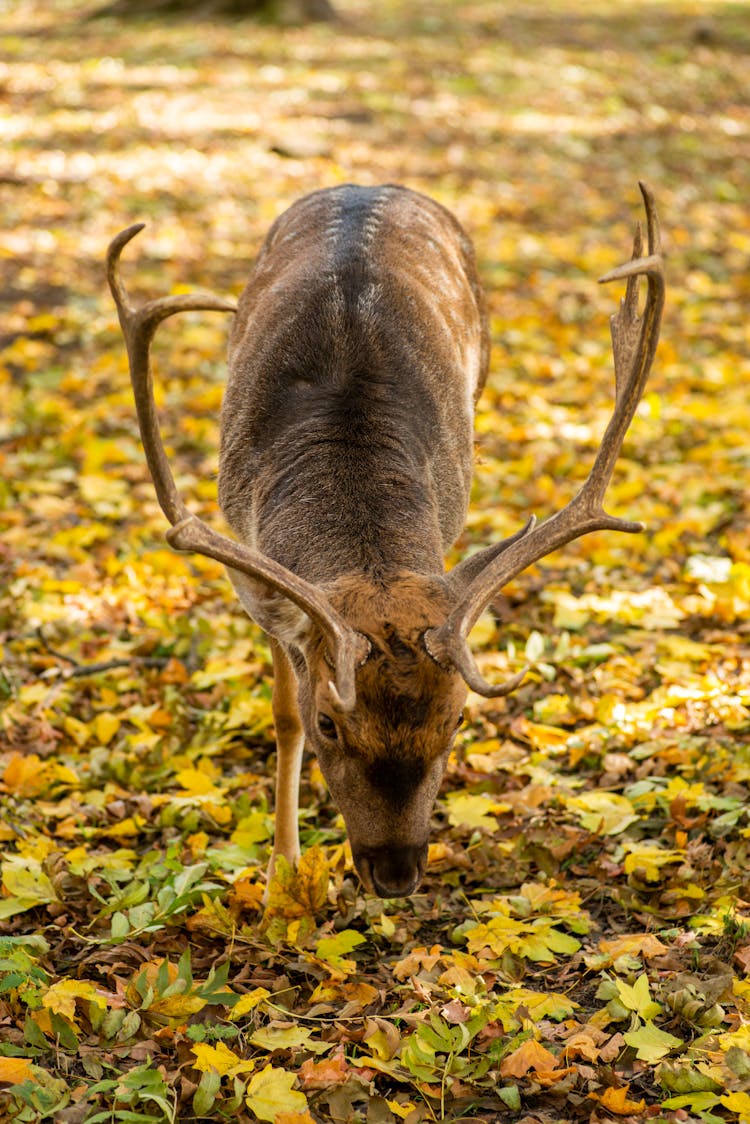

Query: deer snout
<box><xmin>354</xmin><ymin>842</ymin><xmax>428</xmax><ymax>898</ymax></box>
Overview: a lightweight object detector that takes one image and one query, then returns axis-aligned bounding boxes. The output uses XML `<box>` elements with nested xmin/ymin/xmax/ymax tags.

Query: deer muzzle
<box><xmin>353</xmin><ymin>842</ymin><xmax>429</xmax><ymax>898</ymax></box>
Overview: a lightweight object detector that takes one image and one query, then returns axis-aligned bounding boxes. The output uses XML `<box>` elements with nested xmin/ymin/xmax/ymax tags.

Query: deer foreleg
<box><xmin>268</xmin><ymin>639</ymin><xmax>304</xmax><ymax>881</ymax></box>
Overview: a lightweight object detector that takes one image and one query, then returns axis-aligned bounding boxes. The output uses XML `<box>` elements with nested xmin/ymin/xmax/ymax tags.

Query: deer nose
<box><xmin>355</xmin><ymin>843</ymin><xmax>428</xmax><ymax>897</ymax></box>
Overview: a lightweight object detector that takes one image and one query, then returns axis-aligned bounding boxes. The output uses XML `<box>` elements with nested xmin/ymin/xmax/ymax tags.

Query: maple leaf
<box><xmin>499</xmin><ymin>1038</ymin><xmax>560</xmax><ymax>1077</ymax></box>
<box><xmin>614</xmin><ymin>974</ymin><xmax>662</xmax><ymax>1020</ymax></box>
<box><xmin>263</xmin><ymin>847</ymin><xmax>330</xmax><ymax>927</ymax></box>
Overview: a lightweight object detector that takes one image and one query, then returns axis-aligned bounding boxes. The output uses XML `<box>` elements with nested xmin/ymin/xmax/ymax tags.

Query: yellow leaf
<box><xmin>31</xmin><ymin>1008</ymin><xmax>54</xmax><ymax>1037</ymax></box>
<box><xmin>225</xmin><ymin>694</ymin><xmax>274</xmax><ymax>732</ymax></box>
<box><xmin>79</xmin><ymin>473</ymin><xmax>132</xmax><ymax>516</ymax></box>
<box><xmin>64</xmin><ymin>715</ymin><xmax>90</xmax><ymax>747</ymax></box>
<box><xmin>191</xmin><ymin>658</ymin><xmax>260</xmax><ymax>688</ymax></box>
<box><xmin>387</xmin><ymin>1103</ymin><xmax>418</xmax><ymax>1121</ymax></box>
<box><xmin>42</xmin><ymin>979</ymin><xmax>108</xmax><ymax>1027</ymax></box>
<box><xmin>467</xmin><ymin>611</ymin><xmax>496</xmax><ymax>648</ymax></box>
<box><xmin>513</xmin><ymin>716</ymin><xmax>570</xmax><ymax>752</ymax></box>
<box><xmin>250</xmin><ymin>1025</ymin><xmax>315</xmax><ymax>1051</ymax></box>
<box><xmin>101</xmin><ymin>816</ymin><xmax>144</xmax><ymax>838</ymax></box>
<box><xmin>598</xmin><ymin>933</ymin><xmax>669</xmax><ymax>963</ymax></box>
<box><xmin>187</xmin><ymin>831</ymin><xmax>210</xmax><ymax>857</ymax></box>
<box><xmin>228</xmin><ymin>877</ymin><xmax>265</xmax><ymax>912</ymax></box>
<box><xmin>0</xmin><ymin>1056</ymin><xmax>36</xmax><ymax>1085</ymax></box>
<box><xmin>2</xmin><ymin>753</ymin><xmax>48</xmax><ymax>796</ymax></box>
<box><xmin>192</xmin><ymin>1041</ymin><xmax>255</xmax><ymax>1078</ymax></box>
<box><xmin>315</xmin><ymin>930</ymin><xmax>366</xmax><ymax>971</ymax></box>
<box><xmin>444</xmin><ymin>791</ymin><xmax>500</xmax><ymax>831</ymax></box>
<box><xmin>721</xmin><ymin>1091</ymin><xmax>750</xmax><ymax>1117</ymax></box>
<box><xmin>595</xmin><ymin>1085</ymin><xmax>647</xmax><ymax>1115</ymax></box>
<box><xmin>175</xmin><ymin>768</ymin><xmax>224</xmax><ymax>798</ymax></box>
<box><xmin>622</xmin><ymin>843</ymin><xmax>685</xmax><ymax>882</ymax></box>
<box><xmin>126</xmin><ymin>960</ymin><xmax>206</xmax><ymax>1025</ymax></box>
<box><xmin>1</xmin><ymin>858</ymin><xmax>58</xmax><ymax>910</ymax></box>
<box><xmin>614</xmin><ymin>975</ymin><xmax>662</xmax><ymax>1020</ymax></box>
<box><xmin>148</xmin><ymin>992</ymin><xmax>206</xmax><ymax>1022</ymax></box>
<box><xmin>566</xmin><ymin>791</ymin><xmax>639</xmax><ymax>836</ymax></box>
<box><xmin>95</xmin><ymin>713</ymin><xmax>120</xmax><ymax>745</ymax></box>
<box><xmin>231</xmin><ymin>812</ymin><xmax>272</xmax><ymax>847</ymax></box>
<box><xmin>245</xmin><ymin>1065</ymin><xmax>308</xmax><ymax>1121</ymax></box>
<box><xmin>508</xmin><ymin>988</ymin><xmax>578</xmax><ymax>1022</ymax></box>
<box><xmin>656</xmin><ymin>635</ymin><xmax>717</xmax><ymax>664</ymax></box>
<box><xmin>230</xmin><ymin>987</ymin><xmax>271</xmax><ymax>1019</ymax></box>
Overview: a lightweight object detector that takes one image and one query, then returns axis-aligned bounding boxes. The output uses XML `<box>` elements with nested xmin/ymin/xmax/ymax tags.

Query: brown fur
<box><xmin>219</xmin><ymin>185</ymin><xmax>488</xmax><ymax>896</ymax></box>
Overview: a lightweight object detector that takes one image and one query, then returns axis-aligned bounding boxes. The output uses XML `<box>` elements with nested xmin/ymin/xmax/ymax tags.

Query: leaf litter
<box><xmin>1</xmin><ymin>0</ymin><xmax>750</xmax><ymax>1120</ymax></box>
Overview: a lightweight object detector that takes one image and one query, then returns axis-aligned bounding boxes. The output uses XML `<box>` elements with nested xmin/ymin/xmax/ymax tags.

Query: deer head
<box><xmin>107</xmin><ymin>182</ymin><xmax>663</xmax><ymax>897</ymax></box>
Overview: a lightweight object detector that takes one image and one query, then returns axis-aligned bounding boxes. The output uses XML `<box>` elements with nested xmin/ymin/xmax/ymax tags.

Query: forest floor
<box><xmin>1</xmin><ymin>0</ymin><xmax>749</xmax><ymax>1120</ymax></box>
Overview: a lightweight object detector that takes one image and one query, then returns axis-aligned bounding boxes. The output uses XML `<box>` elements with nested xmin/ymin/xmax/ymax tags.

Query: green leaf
<box><xmin>315</xmin><ymin>929</ymin><xmax>366</xmax><ymax>968</ymax></box>
<box><xmin>193</xmin><ymin>1070</ymin><xmax>221</xmax><ymax>1116</ymax></box>
<box><xmin>498</xmin><ymin>1085</ymin><xmax>521</xmax><ymax>1111</ymax></box>
<box><xmin>661</xmin><ymin>1092</ymin><xmax>721</xmax><ymax>1111</ymax></box>
<box><xmin>110</xmin><ymin>911</ymin><xmax>130</xmax><ymax>939</ymax></box>
<box><xmin>623</xmin><ymin>1020</ymin><xmax>683</xmax><ymax>1062</ymax></box>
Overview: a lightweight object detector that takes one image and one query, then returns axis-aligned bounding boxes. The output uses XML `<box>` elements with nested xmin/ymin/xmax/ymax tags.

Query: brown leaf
<box><xmin>598</xmin><ymin>1032</ymin><xmax>627</xmax><ymax>1063</ymax></box>
<box><xmin>499</xmin><ymin>1039</ymin><xmax>560</xmax><ymax>1078</ymax></box>
<box><xmin>298</xmin><ymin>1048</ymin><xmax>350</xmax><ymax>1090</ymax></box>
<box><xmin>441</xmin><ymin>998</ymin><xmax>473</xmax><ymax>1024</ymax></box>
<box><xmin>263</xmin><ymin>847</ymin><xmax>330</xmax><ymax>922</ymax></box>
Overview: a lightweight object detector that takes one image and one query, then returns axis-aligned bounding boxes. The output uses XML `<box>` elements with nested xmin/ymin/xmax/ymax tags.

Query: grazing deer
<box><xmin>107</xmin><ymin>183</ymin><xmax>663</xmax><ymax>897</ymax></box>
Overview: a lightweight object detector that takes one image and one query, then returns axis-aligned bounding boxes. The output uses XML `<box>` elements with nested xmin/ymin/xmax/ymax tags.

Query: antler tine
<box><xmin>427</xmin><ymin>184</ymin><xmax>665</xmax><ymax>697</ymax></box>
<box><xmin>107</xmin><ymin>224</ymin><xmax>236</xmax><ymax>525</ymax></box>
<box><xmin>106</xmin><ymin>225</ymin><xmax>369</xmax><ymax>710</ymax></box>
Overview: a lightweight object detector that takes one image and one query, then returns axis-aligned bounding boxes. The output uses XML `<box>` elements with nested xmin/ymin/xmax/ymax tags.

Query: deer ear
<box><xmin>227</xmin><ymin>569</ymin><xmax>311</xmax><ymax>648</ymax></box>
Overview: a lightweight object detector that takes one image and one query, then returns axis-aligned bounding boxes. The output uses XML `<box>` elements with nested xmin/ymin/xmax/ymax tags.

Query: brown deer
<box><xmin>107</xmin><ymin>183</ymin><xmax>663</xmax><ymax>898</ymax></box>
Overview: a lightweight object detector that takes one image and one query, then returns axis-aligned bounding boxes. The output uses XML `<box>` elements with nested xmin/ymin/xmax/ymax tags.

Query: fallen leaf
<box><xmin>245</xmin><ymin>1065</ymin><xmax>308</xmax><ymax>1121</ymax></box>
<box><xmin>499</xmin><ymin>1038</ymin><xmax>559</xmax><ymax>1077</ymax></box>
<box><xmin>0</xmin><ymin>1057</ymin><xmax>36</xmax><ymax>1085</ymax></box>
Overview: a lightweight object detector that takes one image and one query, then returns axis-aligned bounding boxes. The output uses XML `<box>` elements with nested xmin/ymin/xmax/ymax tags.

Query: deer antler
<box><xmin>426</xmin><ymin>182</ymin><xmax>665</xmax><ymax>697</ymax></box>
<box><xmin>106</xmin><ymin>225</ymin><xmax>369</xmax><ymax>709</ymax></box>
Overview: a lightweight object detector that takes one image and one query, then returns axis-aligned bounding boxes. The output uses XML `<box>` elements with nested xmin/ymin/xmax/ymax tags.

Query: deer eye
<box><xmin>455</xmin><ymin>711</ymin><xmax>465</xmax><ymax>731</ymax></box>
<box><xmin>317</xmin><ymin>714</ymin><xmax>338</xmax><ymax>741</ymax></box>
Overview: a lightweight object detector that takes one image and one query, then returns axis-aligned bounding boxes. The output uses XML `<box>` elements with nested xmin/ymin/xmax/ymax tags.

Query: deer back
<box><xmin>218</xmin><ymin>184</ymin><xmax>489</xmax><ymax>586</ymax></box>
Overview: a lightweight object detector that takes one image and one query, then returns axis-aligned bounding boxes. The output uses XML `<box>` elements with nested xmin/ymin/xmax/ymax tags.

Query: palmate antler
<box><xmin>106</xmin><ymin>225</ymin><xmax>370</xmax><ymax>709</ymax></box>
<box><xmin>426</xmin><ymin>182</ymin><xmax>665</xmax><ymax>696</ymax></box>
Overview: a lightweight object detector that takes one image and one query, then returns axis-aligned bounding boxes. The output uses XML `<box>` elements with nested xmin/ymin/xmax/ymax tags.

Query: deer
<box><xmin>106</xmin><ymin>182</ymin><xmax>664</xmax><ymax>898</ymax></box>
